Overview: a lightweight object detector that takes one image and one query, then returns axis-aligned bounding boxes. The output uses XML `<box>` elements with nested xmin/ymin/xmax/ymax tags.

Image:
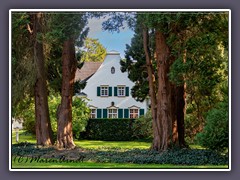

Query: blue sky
<box><xmin>86</xmin><ymin>17</ymin><xmax>134</xmax><ymax>58</ymax></box>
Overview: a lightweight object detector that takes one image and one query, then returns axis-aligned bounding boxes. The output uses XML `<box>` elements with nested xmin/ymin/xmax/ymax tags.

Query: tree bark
<box><xmin>155</xmin><ymin>30</ymin><xmax>172</xmax><ymax>151</ymax></box>
<box><xmin>142</xmin><ymin>27</ymin><xmax>161</xmax><ymax>151</ymax></box>
<box><xmin>33</xmin><ymin>12</ymin><xmax>54</xmax><ymax>146</ymax></box>
<box><xmin>56</xmin><ymin>39</ymin><xmax>76</xmax><ymax>149</ymax></box>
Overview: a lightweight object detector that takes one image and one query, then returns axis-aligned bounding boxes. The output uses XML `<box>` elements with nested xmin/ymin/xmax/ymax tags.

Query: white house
<box><xmin>75</xmin><ymin>50</ymin><xmax>148</xmax><ymax>119</ymax></box>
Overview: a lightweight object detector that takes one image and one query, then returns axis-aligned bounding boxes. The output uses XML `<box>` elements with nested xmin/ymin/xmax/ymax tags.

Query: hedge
<box><xmin>81</xmin><ymin>118</ymin><xmax>135</xmax><ymax>141</ymax></box>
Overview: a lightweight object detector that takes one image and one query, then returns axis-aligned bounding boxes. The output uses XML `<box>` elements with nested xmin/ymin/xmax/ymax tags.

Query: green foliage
<box><xmin>82</xmin><ymin>119</ymin><xmax>135</xmax><ymax>141</ymax></box>
<box><xmin>12</xmin><ymin>98</ymin><xmax>36</xmax><ymax>134</ymax></box>
<box><xmin>196</xmin><ymin>82</ymin><xmax>228</xmax><ymax>152</ymax></box>
<box><xmin>80</xmin><ymin>38</ymin><xmax>107</xmax><ymax>62</ymax></box>
<box><xmin>12</xmin><ymin>142</ymin><xmax>228</xmax><ymax>166</ymax></box>
<box><xmin>120</xmin><ymin>19</ymin><xmax>152</xmax><ymax>102</ymax></box>
<box><xmin>132</xmin><ymin>111</ymin><xmax>153</xmax><ymax>140</ymax></box>
<box><xmin>45</xmin><ymin>13</ymin><xmax>89</xmax><ymax>93</ymax></box>
<box><xmin>13</xmin><ymin>94</ymin><xmax>90</xmax><ymax>139</ymax></box>
<box><xmin>48</xmin><ymin>94</ymin><xmax>90</xmax><ymax>139</ymax></box>
<box><xmin>12</xmin><ymin>13</ymin><xmax>36</xmax><ymax>106</ymax></box>
<box><xmin>71</xmin><ymin>96</ymin><xmax>91</xmax><ymax>139</ymax></box>
<box><xmin>45</xmin><ymin>13</ymin><xmax>89</xmax><ymax>45</ymax></box>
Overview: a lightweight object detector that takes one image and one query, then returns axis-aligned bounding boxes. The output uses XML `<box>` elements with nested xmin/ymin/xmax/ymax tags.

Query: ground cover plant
<box><xmin>11</xmin><ymin>132</ymin><xmax>228</xmax><ymax>169</ymax></box>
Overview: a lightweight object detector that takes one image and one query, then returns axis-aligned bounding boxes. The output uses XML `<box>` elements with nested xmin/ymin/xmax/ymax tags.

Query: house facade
<box><xmin>76</xmin><ymin>50</ymin><xmax>148</xmax><ymax>119</ymax></box>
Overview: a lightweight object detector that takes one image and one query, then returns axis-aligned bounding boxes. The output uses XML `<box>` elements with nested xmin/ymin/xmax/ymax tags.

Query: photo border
<box><xmin>9</xmin><ymin>8</ymin><xmax>231</xmax><ymax>172</ymax></box>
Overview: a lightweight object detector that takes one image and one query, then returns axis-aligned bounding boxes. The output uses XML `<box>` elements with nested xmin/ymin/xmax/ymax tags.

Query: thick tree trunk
<box><xmin>56</xmin><ymin>39</ymin><xmax>76</xmax><ymax>149</ymax></box>
<box><xmin>142</xmin><ymin>27</ymin><xmax>161</xmax><ymax>150</ymax></box>
<box><xmin>33</xmin><ymin>13</ymin><xmax>54</xmax><ymax>146</ymax></box>
<box><xmin>155</xmin><ymin>30</ymin><xmax>172</xmax><ymax>151</ymax></box>
<box><xmin>143</xmin><ymin>27</ymin><xmax>187</xmax><ymax>151</ymax></box>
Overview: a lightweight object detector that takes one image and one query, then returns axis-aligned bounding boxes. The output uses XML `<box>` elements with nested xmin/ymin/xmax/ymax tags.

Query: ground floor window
<box><xmin>108</xmin><ymin>108</ymin><xmax>118</xmax><ymax>118</ymax></box>
<box><xmin>130</xmin><ymin>108</ymin><xmax>139</xmax><ymax>119</ymax></box>
<box><xmin>90</xmin><ymin>109</ymin><xmax>96</xmax><ymax>118</ymax></box>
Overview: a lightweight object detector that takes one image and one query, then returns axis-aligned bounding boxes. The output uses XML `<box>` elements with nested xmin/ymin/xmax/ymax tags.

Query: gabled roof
<box><xmin>75</xmin><ymin>62</ymin><xmax>102</xmax><ymax>82</ymax></box>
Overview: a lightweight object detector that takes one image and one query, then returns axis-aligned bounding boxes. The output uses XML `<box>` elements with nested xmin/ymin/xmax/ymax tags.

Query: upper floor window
<box><xmin>118</xmin><ymin>86</ymin><xmax>125</xmax><ymax>96</ymax></box>
<box><xmin>97</xmin><ymin>86</ymin><xmax>112</xmax><ymax>97</ymax></box>
<box><xmin>101</xmin><ymin>86</ymin><xmax>109</xmax><ymax>96</ymax></box>
<box><xmin>114</xmin><ymin>86</ymin><xmax>129</xmax><ymax>97</ymax></box>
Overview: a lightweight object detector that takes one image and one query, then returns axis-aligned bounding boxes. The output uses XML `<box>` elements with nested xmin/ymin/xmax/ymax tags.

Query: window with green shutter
<box><xmin>97</xmin><ymin>109</ymin><xmax>102</xmax><ymax>118</ymax></box>
<box><xmin>118</xmin><ymin>109</ymin><xmax>123</xmax><ymax>118</ymax></box>
<box><xmin>97</xmin><ymin>87</ymin><xmax>100</xmax><ymax>96</ymax></box>
<box><xmin>124</xmin><ymin>109</ymin><xmax>129</xmax><ymax>118</ymax></box>
<box><xmin>125</xmin><ymin>87</ymin><xmax>129</xmax><ymax>96</ymax></box>
<box><xmin>140</xmin><ymin>109</ymin><xmax>145</xmax><ymax>116</ymax></box>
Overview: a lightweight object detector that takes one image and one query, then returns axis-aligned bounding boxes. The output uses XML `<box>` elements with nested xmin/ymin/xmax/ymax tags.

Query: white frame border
<box><xmin>9</xmin><ymin>9</ymin><xmax>231</xmax><ymax>172</ymax></box>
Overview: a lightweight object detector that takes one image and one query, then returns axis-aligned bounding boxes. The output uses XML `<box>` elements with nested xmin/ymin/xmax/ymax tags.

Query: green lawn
<box><xmin>11</xmin><ymin>131</ymin><xmax>228</xmax><ymax>169</ymax></box>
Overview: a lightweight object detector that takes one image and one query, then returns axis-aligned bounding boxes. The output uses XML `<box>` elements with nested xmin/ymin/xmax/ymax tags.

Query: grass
<box><xmin>11</xmin><ymin>130</ymin><xmax>36</xmax><ymax>144</ymax></box>
<box><xmin>75</xmin><ymin>140</ymin><xmax>151</xmax><ymax>149</ymax></box>
<box><xmin>11</xmin><ymin>131</ymin><xmax>229</xmax><ymax>169</ymax></box>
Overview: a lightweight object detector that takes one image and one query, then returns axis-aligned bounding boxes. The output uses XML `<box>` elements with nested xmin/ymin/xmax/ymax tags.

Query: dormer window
<box><xmin>111</xmin><ymin>66</ymin><xmax>115</xmax><ymax>74</ymax></box>
<box><xmin>108</xmin><ymin>108</ymin><xmax>118</xmax><ymax>118</ymax></box>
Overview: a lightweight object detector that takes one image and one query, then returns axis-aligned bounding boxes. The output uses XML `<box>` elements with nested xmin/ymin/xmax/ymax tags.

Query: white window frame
<box><xmin>90</xmin><ymin>108</ymin><xmax>96</xmax><ymax>119</ymax></box>
<box><xmin>108</xmin><ymin>108</ymin><xmax>118</xmax><ymax>118</ymax></box>
<box><xmin>129</xmin><ymin>108</ymin><xmax>139</xmax><ymax>119</ymax></box>
<box><xmin>117</xmin><ymin>86</ymin><xmax>125</xmax><ymax>97</ymax></box>
<box><xmin>100</xmin><ymin>86</ymin><xmax>109</xmax><ymax>96</ymax></box>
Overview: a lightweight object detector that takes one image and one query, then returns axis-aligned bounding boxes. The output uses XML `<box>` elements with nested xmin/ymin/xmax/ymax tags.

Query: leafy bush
<box><xmin>13</xmin><ymin>94</ymin><xmax>90</xmax><ymax>139</ymax></box>
<box><xmin>132</xmin><ymin>110</ymin><xmax>153</xmax><ymax>140</ymax></box>
<box><xmin>12</xmin><ymin>98</ymin><xmax>36</xmax><ymax>134</ymax></box>
<box><xmin>196</xmin><ymin>83</ymin><xmax>228</xmax><ymax>152</ymax></box>
<box><xmin>82</xmin><ymin>119</ymin><xmax>135</xmax><ymax>141</ymax></box>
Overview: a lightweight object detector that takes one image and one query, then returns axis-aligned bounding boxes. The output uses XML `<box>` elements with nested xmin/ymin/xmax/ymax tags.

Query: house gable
<box><xmin>79</xmin><ymin>50</ymin><xmax>147</xmax><ymax>118</ymax></box>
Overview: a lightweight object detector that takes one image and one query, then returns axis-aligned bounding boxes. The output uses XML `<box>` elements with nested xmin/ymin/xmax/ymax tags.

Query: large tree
<box><xmin>47</xmin><ymin>13</ymin><xmax>88</xmax><ymax>149</ymax></box>
<box><xmin>32</xmin><ymin>13</ymin><xmax>54</xmax><ymax>145</ymax></box>
<box><xmin>114</xmin><ymin>12</ymin><xmax>228</xmax><ymax>151</ymax></box>
<box><xmin>12</xmin><ymin>12</ymin><xmax>54</xmax><ymax>146</ymax></box>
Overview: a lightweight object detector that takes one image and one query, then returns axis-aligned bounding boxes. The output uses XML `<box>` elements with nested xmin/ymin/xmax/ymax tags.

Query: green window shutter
<box><xmin>124</xmin><ymin>109</ymin><xmax>129</xmax><ymax>118</ymax></box>
<box><xmin>97</xmin><ymin>109</ymin><xmax>102</xmax><ymax>118</ymax></box>
<box><xmin>114</xmin><ymin>87</ymin><xmax>118</xmax><ymax>96</ymax></box>
<box><xmin>125</xmin><ymin>87</ymin><xmax>129</xmax><ymax>96</ymax></box>
<box><xmin>109</xmin><ymin>87</ymin><xmax>112</xmax><ymax>96</ymax></box>
<box><xmin>103</xmin><ymin>109</ymin><xmax>107</xmax><ymax>118</ymax></box>
<box><xmin>97</xmin><ymin>87</ymin><xmax>100</xmax><ymax>96</ymax></box>
<box><xmin>140</xmin><ymin>109</ymin><xmax>145</xmax><ymax>116</ymax></box>
<box><xmin>118</xmin><ymin>109</ymin><xmax>123</xmax><ymax>118</ymax></box>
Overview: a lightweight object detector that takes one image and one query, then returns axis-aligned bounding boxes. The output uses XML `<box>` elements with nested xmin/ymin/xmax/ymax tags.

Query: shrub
<box><xmin>13</xmin><ymin>94</ymin><xmax>90</xmax><ymax>139</ymax></box>
<box><xmin>12</xmin><ymin>98</ymin><xmax>36</xmax><ymax>134</ymax></box>
<box><xmin>82</xmin><ymin>119</ymin><xmax>135</xmax><ymax>141</ymax></box>
<box><xmin>132</xmin><ymin>110</ymin><xmax>153</xmax><ymax>140</ymax></box>
<box><xmin>196</xmin><ymin>83</ymin><xmax>228</xmax><ymax>152</ymax></box>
